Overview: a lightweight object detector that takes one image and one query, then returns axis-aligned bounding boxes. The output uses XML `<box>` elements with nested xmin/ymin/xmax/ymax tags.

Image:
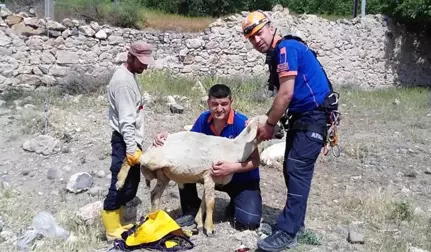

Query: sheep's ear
<box><xmin>245</xmin><ymin>123</ymin><xmax>258</xmax><ymax>143</ymax></box>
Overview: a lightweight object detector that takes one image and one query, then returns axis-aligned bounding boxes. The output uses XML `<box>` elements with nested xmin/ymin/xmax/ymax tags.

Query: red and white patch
<box><xmin>277</xmin><ymin>63</ymin><xmax>289</xmax><ymax>72</ymax></box>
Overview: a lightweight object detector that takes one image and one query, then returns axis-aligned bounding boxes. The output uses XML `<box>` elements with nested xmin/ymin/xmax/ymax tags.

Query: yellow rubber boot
<box><xmin>101</xmin><ymin>209</ymin><xmax>130</xmax><ymax>241</ymax></box>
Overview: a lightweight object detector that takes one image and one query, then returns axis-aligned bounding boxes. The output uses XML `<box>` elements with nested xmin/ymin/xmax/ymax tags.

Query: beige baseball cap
<box><xmin>129</xmin><ymin>41</ymin><xmax>154</xmax><ymax>65</ymax></box>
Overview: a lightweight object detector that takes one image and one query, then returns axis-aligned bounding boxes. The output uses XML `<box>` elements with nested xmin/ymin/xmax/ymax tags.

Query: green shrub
<box><xmin>106</xmin><ymin>0</ymin><xmax>146</xmax><ymax>29</ymax></box>
<box><xmin>389</xmin><ymin>201</ymin><xmax>414</xmax><ymax>223</ymax></box>
<box><xmin>54</xmin><ymin>0</ymin><xmax>144</xmax><ymax>29</ymax></box>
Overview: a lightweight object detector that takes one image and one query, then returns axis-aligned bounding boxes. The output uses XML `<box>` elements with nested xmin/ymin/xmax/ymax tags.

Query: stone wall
<box><xmin>0</xmin><ymin>5</ymin><xmax>430</xmax><ymax>92</ymax></box>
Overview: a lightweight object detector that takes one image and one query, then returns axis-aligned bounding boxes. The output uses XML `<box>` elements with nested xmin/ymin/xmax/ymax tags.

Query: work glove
<box><xmin>126</xmin><ymin>149</ymin><xmax>142</xmax><ymax>166</ymax></box>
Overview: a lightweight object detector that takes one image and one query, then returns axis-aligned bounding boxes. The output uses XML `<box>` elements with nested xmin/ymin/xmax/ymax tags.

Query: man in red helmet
<box><xmin>241</xmin><ymin>10</ymin><xmax>339</xmax><ymax>251</ymax></box>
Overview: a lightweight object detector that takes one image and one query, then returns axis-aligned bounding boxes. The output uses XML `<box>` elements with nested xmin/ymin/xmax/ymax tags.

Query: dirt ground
<box><xmin>0</xmin><ymin>86</ymin><xmax>430</xmax><ymax>252</ymax></box>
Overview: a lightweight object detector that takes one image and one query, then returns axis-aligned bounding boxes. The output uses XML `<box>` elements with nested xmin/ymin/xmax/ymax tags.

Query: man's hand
<box><xmin>257</xmin><ymin>122</ymin><xmax>275</xmax><ymax>141</ymax></box>
<box><xmin>211</xmin><ymin>161</ymin><xmax>234</xmax><ymax>177</ymax></box>
<box><xmin>126</xmin><ymin>149</ymin><xmax>142</xmax><ymax>166</ymax></box>
<box><xmin>152</xmin><ymin>131</ymin><xmax>169</xmax><ymax>147</ymax></box>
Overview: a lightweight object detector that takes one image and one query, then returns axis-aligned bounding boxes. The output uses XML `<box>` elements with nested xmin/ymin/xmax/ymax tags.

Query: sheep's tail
<box><xmin>115</xmin><ymin>158</ymin><xmax>130</xmax><ymax>191</ymax></box>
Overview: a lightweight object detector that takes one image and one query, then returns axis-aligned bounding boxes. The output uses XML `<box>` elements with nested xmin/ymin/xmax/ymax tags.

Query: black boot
<box><xmin>257</xmin><ymin>228</ymin><xmax>298</xmax><ymax>251</ymax></box>
<box><xmin>175</xmin><ymin>214</ymin><xmax>195</xmax><ymax>227</ymax></box>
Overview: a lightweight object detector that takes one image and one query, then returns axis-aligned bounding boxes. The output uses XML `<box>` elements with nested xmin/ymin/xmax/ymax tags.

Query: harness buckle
<box><xmin>279</xmin><ymin>109</ymin><xmax>292</xmax><ymax>132</ymax></box>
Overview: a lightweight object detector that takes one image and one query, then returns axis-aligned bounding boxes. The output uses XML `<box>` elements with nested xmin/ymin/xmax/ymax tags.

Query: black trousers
<box><xmin>103</xmin><ymin>131</ymin><xmax>141</xmax><ymax>211</ymax></box>
<box><xmin>179</xmin><ymin>181</ymin><xmax>262</xmax><ymax>228</ymax></box>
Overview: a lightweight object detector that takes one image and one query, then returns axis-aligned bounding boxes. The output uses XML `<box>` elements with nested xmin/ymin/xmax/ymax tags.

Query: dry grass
<box><xmin>0</xmin><ymin>86</ymin><xmax>108</xmax><ymax>139</ymax></box>
<box><xmin>324</xmin><ymin>85</ymin><xmax>431</xmax><ymax>252</ymax></box>
<box><xmin>0</xmin><ymin>188</ymin><xmax>106</xmax><ymax>252</ymax></box>
<box><xmin>141</xmin><ymin>9</ymin><xmax>216</xmax><ymax>32</ymax></box>
<box><xmin>336</xmin><ymin>85</ymin><xmax>431</xmax><ymax>150</ymax></box>
<box><xmin>138</xmin><ymin>70</ymin><xmax>271</xmax><ymax>116</ymax></box>
<box><xmin>337</xmin><ymin>188</ymin><xmax>431</xmax><ymax>252</ymax></box>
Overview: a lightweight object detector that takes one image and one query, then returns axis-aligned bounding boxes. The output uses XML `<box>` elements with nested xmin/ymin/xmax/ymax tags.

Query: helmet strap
<box><xmin>265</xmin><ymin>28</ymin><xmax>278</xmax><ymax>65</ymax></box>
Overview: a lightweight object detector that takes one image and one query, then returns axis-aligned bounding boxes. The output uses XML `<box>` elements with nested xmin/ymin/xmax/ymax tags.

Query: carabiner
<box><xmin>331</xmin><ymin>144</ymin><xmax>341</xmax><ymax>157</ymax></box>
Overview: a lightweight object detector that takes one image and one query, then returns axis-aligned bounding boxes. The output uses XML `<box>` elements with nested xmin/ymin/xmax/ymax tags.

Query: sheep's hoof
<box><xmin>115</xmin><ymin>181</ymin><xmax>124</xmax><ymax>191</ymax></box>
<box><xmin>203</xmin><ymin>228</ymin><xmax>215</xmax><ymax>237</ymax></box>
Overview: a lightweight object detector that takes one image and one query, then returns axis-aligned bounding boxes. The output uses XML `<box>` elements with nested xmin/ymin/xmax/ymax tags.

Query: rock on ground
<box><xmin>76</xmin><ymin>201</ymin><xmax>103</xmax><ymax>225</ymax></box>
<box><xmin>66</xmin><ymin>172</ymin><xmax>94</xmax><ymax>193</ymax></box>
<box><xmin>22</xmin><ymin>135</ymin><xmax>60</xmax><ymax>156</ymax></box>
<box><xmin>347</xmin><ymin>229</ymin><xmax>365</xmax><ymax>244</ymax></box>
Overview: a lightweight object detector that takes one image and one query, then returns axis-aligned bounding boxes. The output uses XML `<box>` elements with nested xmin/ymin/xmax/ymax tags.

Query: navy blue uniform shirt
<box><xmin>275</xmin><ymin>38</ymin><xmax>331</xmax><ymax>113</ymax></box>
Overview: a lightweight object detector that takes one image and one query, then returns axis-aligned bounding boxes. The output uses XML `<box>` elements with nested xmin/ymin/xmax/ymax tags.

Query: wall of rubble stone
<box><xmin>0</xmin><ymin>5</ymin><xmax>430</xmax><ymax>92</ymax></box>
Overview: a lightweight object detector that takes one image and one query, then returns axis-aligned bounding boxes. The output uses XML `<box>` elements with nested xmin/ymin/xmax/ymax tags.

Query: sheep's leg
<box><xmin>141</xmin><ymin>165</ymin><xmax>156</xmax><ymax>189</ymax></box>
<box><xmin>195</xmin><ymin>188</ymin><xmax>206</xmax><ymax>231</ymax></box>
<box><xmin>150</xmin><ymin>169</ymin><xmax>169</xmax><ymax>212</ymax></box>
<box><xmin>115</xmin><ymin>159</ymin><xmax>130</xmax><ymax>190</ymax></box>
<box><xmin>203</xmin><ymin>173</ymin><xmax>215</xmax><ymax>237</ymax></box>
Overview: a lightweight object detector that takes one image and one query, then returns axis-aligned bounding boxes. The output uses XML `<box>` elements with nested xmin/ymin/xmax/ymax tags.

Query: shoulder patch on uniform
<box><xmin>277</xmin><ymin>63</ymin><xmax>289</xmax><ymax>72</ymax></box>
<box><xmin>279</xmin><ymin>46</ymin><xmax>287</xmax><ymax>64</ymax></box>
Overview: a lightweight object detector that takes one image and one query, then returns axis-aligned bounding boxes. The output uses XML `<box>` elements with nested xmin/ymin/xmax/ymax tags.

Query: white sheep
<box><xmin>115</xmin><ymin>114</ymin><xmax>281</xmax><ymax>236</ymax></box>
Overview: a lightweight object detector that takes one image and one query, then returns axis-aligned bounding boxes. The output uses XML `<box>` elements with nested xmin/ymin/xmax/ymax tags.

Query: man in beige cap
<box><xmin>101</xmin><ymin>41</ymin><xmax>153</xmax><ymax>241</ymax></box>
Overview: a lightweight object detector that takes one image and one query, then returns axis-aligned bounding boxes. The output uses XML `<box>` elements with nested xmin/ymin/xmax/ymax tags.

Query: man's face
<box><xmin>248</xmin><ymin>25</ymin><xmax>274</xmax><ymax>53</ymax></box>
<box><xmin>130</xmin><ymin>56</ymin><xmax>148</xmax><ymax>74</ymax></box>
<box><xmin>207</xmin><ymin>96</ymin><xmax>232</xmax><ymax>121</ymax></box>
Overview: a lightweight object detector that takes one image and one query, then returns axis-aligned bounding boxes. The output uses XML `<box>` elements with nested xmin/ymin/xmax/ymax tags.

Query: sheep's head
<box><xmin>244</xmin><ymin>114</ymin><xmax>282</xmax><ymax>143</ymax></box>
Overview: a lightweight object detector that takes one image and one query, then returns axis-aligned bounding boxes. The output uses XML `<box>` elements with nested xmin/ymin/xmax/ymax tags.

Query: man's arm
<box><xmin>266</xmin><ymin>44</ymin><xmax>298</xmax><ymax>125</ymax></box>
<box><xmin>266</xmin><ymin>76</ymin><xmax>295</xmax><ymax>125</ymax></box>
<box><xmin>229</xmin><ymin>148</ymin><xmax>260</xmax><ymax>173</ymax></box>
<box><xmin>115</xmin><ymin>86</ymin><xmax>138</xmax><ymax>154</ymax></box>
<box><xmin>265</xmin><ymin>107</ymin><xmax>272</xmax><ymax>116</ymax></box>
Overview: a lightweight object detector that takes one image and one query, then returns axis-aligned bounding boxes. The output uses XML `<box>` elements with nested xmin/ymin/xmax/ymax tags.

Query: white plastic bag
<box><xmin>17</xmin><ymin>211</ymin><xmax>69</xmax><ymax>251</ymax></box>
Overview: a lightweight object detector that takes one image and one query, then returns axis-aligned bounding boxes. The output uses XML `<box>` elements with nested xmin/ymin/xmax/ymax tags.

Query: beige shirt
<box><xmin>108</xmin><ymin>64</ymin><xmax>144</xmax><ymax>154</ymax></box>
